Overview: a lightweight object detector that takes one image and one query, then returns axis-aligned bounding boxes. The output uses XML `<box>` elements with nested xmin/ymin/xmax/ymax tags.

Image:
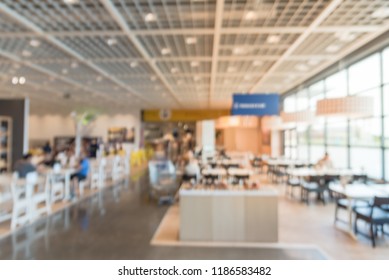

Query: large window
<box><xmin>326</xmin><ymin>121</ymin><xmax>348</xmax><ymax>146</ymax></box>
<box><xmin>350</xmin><ymin>147</ymin><xmax>382</xmax><ymax>179</ymax></box>
<box><xmin>325</xmin><ymin>70</ymin><xmax>347</xmax><ymax>98</ymax></box>
<box><xmin>348</xmin><ymin>53</ymin><xmax>380</xmax><ymax>94</ymax></box>
<box><xmin>386</xmin><ymin>150</ymin><xmax>389</xmax><ymax>181</ymax></box>
<box><xmin>282</xmin><ymin>46</ymin><xmax>389</xmax><ymax>179</ymax></box>
<box><xmin>383</xmin><ymin>48</ymin><xmax>389</xmax><ymax>84</ymax></box>
<box><xmin>350</xmin><ymin>118</ymin><xmax>381</xmax><ymax>147</ymax></box>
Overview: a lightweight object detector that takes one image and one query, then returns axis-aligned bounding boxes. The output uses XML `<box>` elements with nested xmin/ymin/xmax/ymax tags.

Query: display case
<box><xmin>0</xmin><ymin>116</ymin><xmax>12</xmax><ymax>172</ymax></box>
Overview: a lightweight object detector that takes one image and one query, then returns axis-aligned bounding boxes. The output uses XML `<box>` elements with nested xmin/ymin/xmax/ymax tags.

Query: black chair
<box><xmin>300</xmin><ymin>176</ymin><xmax>328</xmax><ymax>205</ymax></box>
<box><xmin>286</xmin><ymin>176</ymin><xmax>301</xmax><ymax>198</ymax></box>
<box><xmin>182</xmin><ymin>173</ymin><xmax>197</xmax><ymax>183</ymax></box>
<box><xmin>202</xmin><ymin>174</ymin><xmax>218</xmax><ymax>185</ymax></box>
<box><xmin>354</xmin><ymin>196</ymin><xmax>389</xmax><ymax>247</ymax></box>
<box><xmin>334</xmin><ymin>196</ymin><xmax>370</xmax><ymax>224</ymax></box>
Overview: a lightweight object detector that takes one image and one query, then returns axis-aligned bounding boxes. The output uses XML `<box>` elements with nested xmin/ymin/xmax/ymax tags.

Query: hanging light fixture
<box><xmin>316</xmin><ymin>96</ymin><xmax>374</xmax><ymax>118</ymax></box>
<box><xmin>281</xmin><ymin>110</ymin><xmax>315</xmax><ymax>123</ymax></box>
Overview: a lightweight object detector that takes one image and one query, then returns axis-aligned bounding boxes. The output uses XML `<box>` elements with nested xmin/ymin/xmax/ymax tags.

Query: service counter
<box><xmin>179</xmin><ymin>187</ymin><xmax>278</xmax><ymax>243</ymax></box>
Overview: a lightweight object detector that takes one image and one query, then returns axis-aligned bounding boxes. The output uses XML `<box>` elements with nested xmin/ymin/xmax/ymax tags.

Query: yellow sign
<box><xmin>143</xmin><ymin>109</ymin><xmax>230</xmax><ymax>122</ymax></box>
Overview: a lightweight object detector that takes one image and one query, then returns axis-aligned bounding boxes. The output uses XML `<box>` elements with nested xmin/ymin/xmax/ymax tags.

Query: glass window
<box><xmin>350</xmin><ymin>147</ymin><xmax>382</xmax><ymax>179</ymax></box>
<box><xmin>309</xmin><ymin>121</ymin><xmax>325</xmax><ymax>145</ymax></box>
<box><xmin>284</xmin><ymin>147</ymin><xmax>291</xmax><ymax>158</ymax></box>
<box><xmin>326</xmin><ymin>121</ymin><xmax>348</xmax><ymax>146</ymax></box>
<box><xmin>310</xmin><ymin>145</ymin><xmax>325</xmax><ymax>163</ymax></box>
<box><xmin>383</xmin><ymin>47</ymin><xmax>389</xmax><ymax>85</ymax></box>
<box><xmin>298</xmin><ymin>145</ymin><xmax>309</xmax><ymax>160</ymax></box>
<box><xmin>284</xmin><ymin>95</ymin><xmax>296</xmax><ymax>112</ymax></box>
<box><xmin>296</xmin><ymin>90</ymin><xmax>309</xmax><ymax>110</ymax></box>
<box><xmin>349</xmin><ymin>53</ymin><xmax>380</xmax><ymax>94</ymax></box>
<box><xmin>355</xmin><ymin>87</ymin><xmax>381</xmax><ymax>117</ymax></box>
<box><xmin>290</xmin><ymin>129</ymin><xmax>297</xmax><ymax>146</ymax></box>
<box><xmin>384</xmin><ymin>85</ymin><xmax>389</xmax><ymax>116</ymax></box>
<box><xmin>309</xmin><ymin>81</ymin><xmax>325</xmax><ymax>109</ymax></box>
<box><xmin>325</xmin><ymin>70</ymin><xmax>347</xmax><ymax>98</ymax></box>
<box><xmin>350</xmin><ymin>117</ymin><xmax>381</xmax><ymax>147</ymax></box>
<box><xmin>385</xmin><ymin>117</ymin><xmax>389</xmax><ymax>147</ymax></box>
<box><xmin>385</xmin><ymin>150</ymin><xmax>389</xmax><ymax>181</ymax></box>
<box><xmin>297</xmin><ymin>126</ymin><xmax>309</xmax><ymax>146</ymax></box>
<box><xmin>290</xmin><ymin>147</ymin><xmax>297</xmax><ymax>159</ymax></box>
<box><xmin>327</xmin><ymin>146</ymin><xmax>348</xmax><ymax>169</ymax></box>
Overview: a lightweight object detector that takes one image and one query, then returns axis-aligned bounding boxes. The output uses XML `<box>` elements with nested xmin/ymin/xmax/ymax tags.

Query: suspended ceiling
<box><xmin>0</xmin><ymin>0</ymin><xmax>389</xmax><ymax>114</ymax></box>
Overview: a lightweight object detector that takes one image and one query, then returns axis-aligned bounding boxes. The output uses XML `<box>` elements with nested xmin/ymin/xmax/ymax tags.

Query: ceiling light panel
<box><xmin>156</xmin><ymin>61</ymin><xmax>211</xmax><ymax>76</ymax></box>
<box><xmin>0</xmin><ymin>37</ymin><xmax>73</xmax><ymax>60</ymax></box>
<box><xmin>219</xmin><ymin>33</ymin><xmax>299</xmax><ymax>57</ymax></box>
<box><xmin>291</xmin><ymin>33</ymin><xmax>362</xmax><ymax>55</ymax></box>
<box><xmin>2</xmin><ymin>0</ymin><xmax>121</xmax><ymax>31</ymax></box>
<box><xmin>222</xmin><ymin>0</ymin><xmax>331</xmax><ymax>28</ymax></box>
<box><xmin>320</xmin><ymin>0</ymin><xmax>389</xmax><ymax>27</ymax></box>
<box><xmin>59</xmin><ymin>36</ymin><xmax>142</xmax><ymax>59</ymax></box>
<box><xmin>95</xmin><ymin>61</ymin><xmax>153</xmax><ymax>76</ymax></box>
<box><xmin>111</xmin><ymin>0</ymin><xmax>217</xmax><ymax>29</ymax></box>
<box><xmin>0</xmin><ymin>12</ymin><xmax>30</xmax><ymax>32</ymax></box>
<box><xmin>137</xmin><ymin>35</ymin><xmax>213</xmax><ymax>58</ymax></box>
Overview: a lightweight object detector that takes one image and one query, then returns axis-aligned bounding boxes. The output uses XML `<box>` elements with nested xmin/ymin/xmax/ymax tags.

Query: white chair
<box><xmin>49</xmin><ymin>163</ymin><xmax>65</xmax><ymax>203</ymax></box>
<box><xmin>30</xmin><ymin>172</ymin><xmax>51</xmax><ymax>220</ymax></box>
<box><xmin>91</xmin><ymin>158</ymin><xmax>106</xmax><ymax>190</ymax></box>
<box><xmin>11</xmin><ymin>172</ymin><xmax>30</xmax><ymax>230</ymax></box>
<box><xmin>123</xmin><ymin>154</ymin><xmax>130</xmax><ymax>175</ymax></box>
<box><xmin>0</xmin><ymin>176</ymin><xmax>13</xmax><ymax>224</ymax></box>
<box><xmin>112</xmin><ymin>155</ymin><xmax>123</xmax><ymax>183</ymax></box>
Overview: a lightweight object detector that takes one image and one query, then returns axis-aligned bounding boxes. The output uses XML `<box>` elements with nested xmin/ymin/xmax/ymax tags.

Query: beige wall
<box><xmin>221</xmin><ymin>127</ymin><xmax>262</xmax><ymax>154</ymax></box>
<box><xmin>29</xmin><ymin>111</ymin><xmax>141</xmax><ymax>148</ymax></box>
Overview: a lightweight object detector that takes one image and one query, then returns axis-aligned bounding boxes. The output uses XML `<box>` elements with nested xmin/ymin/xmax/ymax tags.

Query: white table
<box><xmin>228</xmin><ymin>168</ymin><xmax>253</xmax><ymax>177</ymax></box>
<box><xmin>329</xmin><ymin>183</ymin><xmax>389</xmax><ymax>238</ymax></box>
<box><xmin>45</xmin><ymin>168</ymin><xmax>75</xmax><ymax>200</ymax></box>
<box><xmin>287</xmin><ymin>168</ymin><xmax>360</xmax><ymax>178</ymax></box>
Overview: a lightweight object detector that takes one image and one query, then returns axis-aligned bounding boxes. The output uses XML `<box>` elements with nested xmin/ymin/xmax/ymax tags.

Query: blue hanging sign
<box><xmin>231</xmin><ymin>93</ymin><xmax>280</xmax><ymax>116</ymax></box>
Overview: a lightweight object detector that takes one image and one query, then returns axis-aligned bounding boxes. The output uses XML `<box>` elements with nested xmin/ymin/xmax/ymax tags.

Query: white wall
<box><xmin>29</xmin><ymin>110</ymin><xmax>141</xmax><ymax>149</ymax></box>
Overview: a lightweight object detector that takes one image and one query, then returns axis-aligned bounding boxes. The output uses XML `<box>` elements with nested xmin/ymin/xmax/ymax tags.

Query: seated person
<box><xmin>14</xmin><ymin>153</ymin><xmax>36</xmax><ymax>178</ymax></box>
<box><xmin>70</xmin><ymin>153</ymin><xmax>90</xmax><ymax>197</ymax></box>
<box><xmin>316</xmin><ymin>152</ymin><xmax>333</xmax><ymax>169</ymax></box>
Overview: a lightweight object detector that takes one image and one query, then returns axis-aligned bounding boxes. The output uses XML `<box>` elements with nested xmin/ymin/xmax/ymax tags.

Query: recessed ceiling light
<box><xmin>371</xmin><ymin>7</ymin><xmax>389</xmax><ymax>18</ymax></box>
<box><xmin>233</xmin><ymin>47</ymin><xmax>248</xmax><ymax>55</ymax></box>
<box><xmin>70</xmin><ymin>61</ymin><xmax>78</xmax><ymax>68</ymax></box>
<box><xmin>334</xmin><ymin>32</ymin><xmax>357</xmax><ymax>42</ymax></box>
<box><xmin>227</xmin><ymin>66</ymin><xmax>236</xmax><ymax>73</ymax></box>
<box><xmin>29</xmin><ymin>39</ymin><xmax>40</xmax><ymax>47</ymax></box>
<box><xmin>11</xmin><ymin>77</ymin><xmax>18</xmax><ymax>85</ymax></box>
<box><xmin>161</xmin><ymin>48</ymin><xmax>171</xmax><ymax>55</ymax></box>
<box><xmin>253</xmin><ymin>60</ymin><xmax>263</xmax><ymax>66</ymax></box>
<box><xmin>190</xmin><ymin>61</ymin><xmax>199</xmax><ymax>67</ymax></box>
<box><xmin>244</xmin><ymin>75</ymin><xmax>251</xmax><ymax>81</ymax></box>
<box><xmin>325</xmin><ymin>44</ymin><xmax>341</xmax><ymax>53</ymax></box>
<box><xmin>130</xmin><ymin>61</ymin><xmax>138</xmax><ymax>68</ymax></box>
<box><xmin>171</xmin><ymin>67</ymin><xmax>179</xmax><ymax>74</ymax></box>
<box><xmin>307</xmin><ymin>59</ymin><xmax>320</xmax><ymax>66</ymax></box>
<box><xmin>185</xmin><ymin>37</ymin><xmax>197</xmax><ymax>45</ymax></box>
<box><xmin>22</xmin><ymin>50</ymin><xmax>32</xmax><ymax>57</ymax></box>
<box><xmin>63</xmin><ymin>0</ymin><xmax>79</xmax><ymax>4</ymax></box>
<box><xmin>244</xmin><ymin>11</ymin><xmax>257</xmax><ymax>20</ymax></box>
<box><xmin>62</xmin><ymin>68</ymin><xmax>68</xmax><ymax>74</ymax></box>
<box><xmin>267</xmin><ymin>35</ymin><xmax>280</xmax><ymax>44</ymax></box>
<box><xmin>18</xmin><ymin>76</ymin><xmax>26</xmax><ymax>84</ymax></box>
<box><xmin>107</xmin><ymin>38</ymin><xmax>117</xmax><ymax>46</ymax></box>
<box><xmin>145</xmin><ymin>13</ymin><xmax>157</xmax><ymax>22</ymax></box>
<box><xmin>295</xmin><ymin>63</ymin><xmax>309</xmax><ymax>71</ymax></box>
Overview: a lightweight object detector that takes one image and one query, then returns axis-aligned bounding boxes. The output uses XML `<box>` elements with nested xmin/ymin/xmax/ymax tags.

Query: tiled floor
<box><xmin>0</xmin><ymin>173</ymin><xmax>387</xmax><ymax>259</ymax></box>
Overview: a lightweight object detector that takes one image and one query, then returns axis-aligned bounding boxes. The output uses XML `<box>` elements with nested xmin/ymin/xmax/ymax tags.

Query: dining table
<box><xmin>329</xmin><ymin>183</ymin><xmax>389</xmax><ymax>239</ymax></box>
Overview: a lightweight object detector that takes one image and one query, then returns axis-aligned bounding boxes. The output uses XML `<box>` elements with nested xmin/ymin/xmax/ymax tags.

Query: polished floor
<box><xmin>0</xmin><ymin>173</ymin><xmax>326</xmax><ymax>260</ymax></box>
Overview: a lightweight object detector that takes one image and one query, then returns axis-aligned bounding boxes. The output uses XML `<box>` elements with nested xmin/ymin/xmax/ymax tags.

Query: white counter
<box><xmin>179</xmin><ymin>187</ymin><xmax>278</xmax><ymax>242</ymax></box>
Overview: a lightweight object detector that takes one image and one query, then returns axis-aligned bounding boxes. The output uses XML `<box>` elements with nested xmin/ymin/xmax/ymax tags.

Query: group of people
<box><xmin>13</xmin><ymin>143</ymin><xmax>90</xmax><ymax>199</ymax></box>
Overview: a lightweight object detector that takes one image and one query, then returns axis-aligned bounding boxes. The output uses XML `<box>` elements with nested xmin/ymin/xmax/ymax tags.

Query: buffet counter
<box><xmin>179</xmin><ymin>187</ymin><xmax>278</xmax><ymax>243</ymax></box>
